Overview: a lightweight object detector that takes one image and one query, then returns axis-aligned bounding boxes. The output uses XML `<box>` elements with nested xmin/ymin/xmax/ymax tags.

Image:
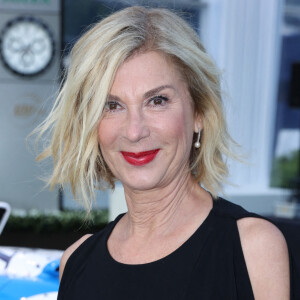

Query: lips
<box><xmin>121</xmin><ymin>149</ymin><xmax>160</xmax><ymax>166</ymax></box>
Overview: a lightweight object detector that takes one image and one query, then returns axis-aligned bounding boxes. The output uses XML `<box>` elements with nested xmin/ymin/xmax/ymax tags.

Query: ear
<box><xmin>194</xmin><ymin>113</ymin><xmax>203</xmax><ymax>132</ymax></box>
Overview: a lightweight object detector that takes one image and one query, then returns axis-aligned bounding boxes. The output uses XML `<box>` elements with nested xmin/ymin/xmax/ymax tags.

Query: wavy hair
<box><xmin>34</xmin><ymin>6</ymin><xmax>237</xmax><ymax>211</ymax></box>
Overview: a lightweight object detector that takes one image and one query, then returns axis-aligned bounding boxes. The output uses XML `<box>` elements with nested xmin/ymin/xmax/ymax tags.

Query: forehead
<box><xmin>110</xmin><ymin>51</ymin><xmax>186</xmax><ymax>96</ymax></box>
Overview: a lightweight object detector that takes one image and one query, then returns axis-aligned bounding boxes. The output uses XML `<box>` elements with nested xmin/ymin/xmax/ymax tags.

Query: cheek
<box><xmin>166</xmin><ymin>108</ymin><xmax>194</xmax><ymax>142</ymax></box>
<box><xmin>97</xmin><ymin>120</ymin><xmax>116</xmax><ymax>151</ymax></box>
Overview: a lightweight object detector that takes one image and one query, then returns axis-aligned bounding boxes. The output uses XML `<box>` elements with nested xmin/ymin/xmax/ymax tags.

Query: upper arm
<box><xmin>237</xmin><ymin>218</ymin><xmax>290</xmax><ymax>300</ymax></box>
<box><xmin>59</xmin><ymin>234</ymin><xmax>92</xmax><ymax>281</ymax></box>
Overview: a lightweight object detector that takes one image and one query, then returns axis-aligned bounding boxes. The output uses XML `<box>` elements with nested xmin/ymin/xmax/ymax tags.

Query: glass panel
<box><xmin>63</xmin><ymin>0</ymin><xmax>201</xmax><ymax>56</ymax></box>
<box><xmin>271</xmin><ymin>1</ymin><xmax>300</xmax><ymax>197</ymax></box>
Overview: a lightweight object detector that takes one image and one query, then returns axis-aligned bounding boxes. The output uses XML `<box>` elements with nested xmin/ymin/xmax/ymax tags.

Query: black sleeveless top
<box><xmin>58</xmin><ymin>198</ymin><xmax>295</xmax><ymax>299</ymax></box>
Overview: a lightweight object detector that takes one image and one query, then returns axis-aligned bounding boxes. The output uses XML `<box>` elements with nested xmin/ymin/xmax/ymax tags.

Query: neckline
<box><xmin>104</xmin><ymin>198</ymin><xmax>216</xmax><ymax>268</ymax></box>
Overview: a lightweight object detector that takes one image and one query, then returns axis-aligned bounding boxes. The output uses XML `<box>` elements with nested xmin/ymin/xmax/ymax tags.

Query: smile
<box><xmin>121</xmin><ymin>149</ymin><xmax>160</xmax><ymax>166</ymax></box>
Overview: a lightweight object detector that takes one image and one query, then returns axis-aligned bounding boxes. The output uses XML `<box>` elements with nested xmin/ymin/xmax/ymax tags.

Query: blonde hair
<box><xmin>34</xmin><ymin>6</ymin><xmax>237</xmax><ymax>211</ymax></box>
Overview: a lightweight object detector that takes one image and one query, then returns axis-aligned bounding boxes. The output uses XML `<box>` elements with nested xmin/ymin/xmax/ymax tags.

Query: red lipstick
<box><xmin>121</xmin><ymin>149</ymin><xmax>160</xmax><ymax>166</ymax></box>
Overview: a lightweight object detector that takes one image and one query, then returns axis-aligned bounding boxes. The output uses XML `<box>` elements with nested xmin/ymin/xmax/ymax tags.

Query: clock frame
<box><xmin>0</xmin><ymin>16</ymin><xmax>55</xmax><ymax>77</ymax></box>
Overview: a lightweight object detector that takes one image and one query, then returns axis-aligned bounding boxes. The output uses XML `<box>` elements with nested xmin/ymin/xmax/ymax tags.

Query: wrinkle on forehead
<box><xmin>110</xmin><ymin>51</ymin><xmax>191</xmax><ymax>103</ymax></box>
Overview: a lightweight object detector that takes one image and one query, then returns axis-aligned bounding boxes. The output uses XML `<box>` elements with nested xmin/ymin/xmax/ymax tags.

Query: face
<box><xmin>98</xmin><ymin>51</ymin><xmax>200</xmax><ymax>191</ymax></box>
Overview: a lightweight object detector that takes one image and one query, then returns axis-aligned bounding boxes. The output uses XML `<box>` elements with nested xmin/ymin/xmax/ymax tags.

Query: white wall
<box><xmin>0</xmin><ymin>2</ymin><xmax>61</xmax><ymax>212</ymax></box>
<box><xmin>0</xmin><ymin>82</ymin><xmax>59</xmax><ymax>211</ymax></box>
<box><xmin>200</xmin><ymin>0</ymin><xmax>287</xmax><ymax>203</ymax></box>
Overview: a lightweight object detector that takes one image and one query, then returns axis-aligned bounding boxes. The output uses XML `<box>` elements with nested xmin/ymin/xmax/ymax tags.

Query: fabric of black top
<box><xmin>58</xmin><ymin>198</ymin><xmax>296</xmax><ymax>300</ymax></box>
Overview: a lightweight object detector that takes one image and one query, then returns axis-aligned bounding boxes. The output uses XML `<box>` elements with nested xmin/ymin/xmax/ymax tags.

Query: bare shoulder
<box><xmin>59</xmin><ymin>234</ymin><xmax>93</xmax><ymax>281</ymax></box>
<box><xmin>237</xmin><ymin>217</ymin><xmax>290</xmax><ymax>299</ymax></box>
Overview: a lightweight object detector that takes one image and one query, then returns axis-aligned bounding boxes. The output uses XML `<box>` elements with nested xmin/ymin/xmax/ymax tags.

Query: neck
<box><xmin>122</xmin><ymin>172</ymin><xmax>210</xmax><ymax>239</ymax></box>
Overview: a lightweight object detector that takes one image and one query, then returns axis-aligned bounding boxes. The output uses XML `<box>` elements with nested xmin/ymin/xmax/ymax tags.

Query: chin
<box><xmin>121</xmin><ymin>172</ymin><xmax>163</xmax><ymax>191</ymax></box>
<box><xmin>123</xmin><ymin>180</ymin><xmax>159</xmax><ymax>192</ymax></box>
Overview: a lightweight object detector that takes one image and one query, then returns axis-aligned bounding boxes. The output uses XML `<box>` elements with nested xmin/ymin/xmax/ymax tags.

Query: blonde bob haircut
<box><xmin>35</xmin><ymin>6</ymin><xmax>236</xmax><ymax>211</ymax></box>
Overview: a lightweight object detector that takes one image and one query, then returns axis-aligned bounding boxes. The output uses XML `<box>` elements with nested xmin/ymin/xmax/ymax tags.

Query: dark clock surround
<box><xmin>0</xmin><ymin>15</ymin><xmax>55</xmax><ymax>77</ymax></box>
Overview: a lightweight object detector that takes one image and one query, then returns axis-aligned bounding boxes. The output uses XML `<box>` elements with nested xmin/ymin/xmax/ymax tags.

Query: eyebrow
<box><xmin>143</xmin><ymin>85</ymin><xmax>174</xmax><ymax>99</ymax></box>
<box><xmin>108</xmin><ymin>85</ymin><xmax>174</xmax><ymax>102</ymax></box>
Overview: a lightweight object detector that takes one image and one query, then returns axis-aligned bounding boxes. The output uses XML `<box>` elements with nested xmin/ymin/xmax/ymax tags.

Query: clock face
<box><xmin>0</xmin><ymin>16</ymin><xmax>55</xmax><ymax>76</ymax></box>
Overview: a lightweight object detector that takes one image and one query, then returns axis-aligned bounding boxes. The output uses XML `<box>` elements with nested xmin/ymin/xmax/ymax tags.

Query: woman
<box><xmin>35</xmin><ymin>6</ymin><xmax>291</xmax><ymax>299</ymax></box>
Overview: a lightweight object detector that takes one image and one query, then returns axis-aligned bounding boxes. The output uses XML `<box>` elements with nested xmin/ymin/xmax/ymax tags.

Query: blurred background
<box><xmin>0</xmin><ymin>0</ymin><xmax>299</xmax><ymax>248</ymax></box>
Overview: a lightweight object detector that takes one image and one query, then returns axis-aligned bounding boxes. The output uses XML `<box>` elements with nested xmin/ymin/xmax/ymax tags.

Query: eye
<box><xmin>149</xmin><ymin>95</ymin><xmax>169</xmax><ymax>106</ymax></box>
<box><xmin>104</xmin><ymin>101</ymin><xmax>121</xmax><ymax>112</ymax></box>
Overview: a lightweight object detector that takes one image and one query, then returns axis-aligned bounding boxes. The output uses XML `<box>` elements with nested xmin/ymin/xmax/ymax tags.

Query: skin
<box><xmin>59</xmin><ymin>51</ymin><xmax>290</xmax><ymax>299</ymax></box>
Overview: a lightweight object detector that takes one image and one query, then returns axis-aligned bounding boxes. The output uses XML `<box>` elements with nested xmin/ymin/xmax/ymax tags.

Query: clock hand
<box><xmin>21</xmin><ymin>45</ymin><xmax>35</xmax><ymax>67</ymax></box>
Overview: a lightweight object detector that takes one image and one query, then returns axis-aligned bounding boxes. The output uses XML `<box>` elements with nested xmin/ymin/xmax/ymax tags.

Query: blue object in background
<box><xmin>0</xmin><ymin>259</ymin><xmax>59</xmax><ymax>300</ymax></box>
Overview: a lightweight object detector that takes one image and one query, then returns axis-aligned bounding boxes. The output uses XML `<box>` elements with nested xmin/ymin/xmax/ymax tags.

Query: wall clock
<box><xmin>0</xmin><ymin>16</ymin><xmax>55</xmax><ymax>77</ymax></box>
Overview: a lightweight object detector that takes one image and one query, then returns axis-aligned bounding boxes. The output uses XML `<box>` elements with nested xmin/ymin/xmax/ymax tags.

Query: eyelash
<box><xmin>148</xmin><ymin>95</ymin><xmax>169</xmax><ymax>106</ymax></box>
<box><xmin>104</xmin><ymin>101</ymin><xmax>121</xmax><ymax>112</ymax></box>
<box><xmin>104</xmin><ymin>95</ymin><xmax>169</xmax><ymax>113</ymax></box>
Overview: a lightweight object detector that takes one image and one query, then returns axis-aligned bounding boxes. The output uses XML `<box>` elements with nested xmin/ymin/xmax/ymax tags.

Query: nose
<box><xmin>125</xmin><ymin>107</ymin><xmax>150</xmax><ymax>143</ymax></box>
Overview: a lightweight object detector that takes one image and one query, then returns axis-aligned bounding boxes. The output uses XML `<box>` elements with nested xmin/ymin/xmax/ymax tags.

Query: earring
<box><xmin>194</xmin><ymin>130</ymin><xmax>201</xmax><ymax>148</ymax></box>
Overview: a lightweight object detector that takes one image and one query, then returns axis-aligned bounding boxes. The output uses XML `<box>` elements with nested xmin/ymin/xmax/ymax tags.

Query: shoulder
<box><xmin>237</xmin><ymin>217</ymin><xmax>290</xmax><ymax>299</ymax></box>
<box><xmin>59</xmin><ymin>234</ymin><xmax>93</xmax><ymax>281</ymax></box>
